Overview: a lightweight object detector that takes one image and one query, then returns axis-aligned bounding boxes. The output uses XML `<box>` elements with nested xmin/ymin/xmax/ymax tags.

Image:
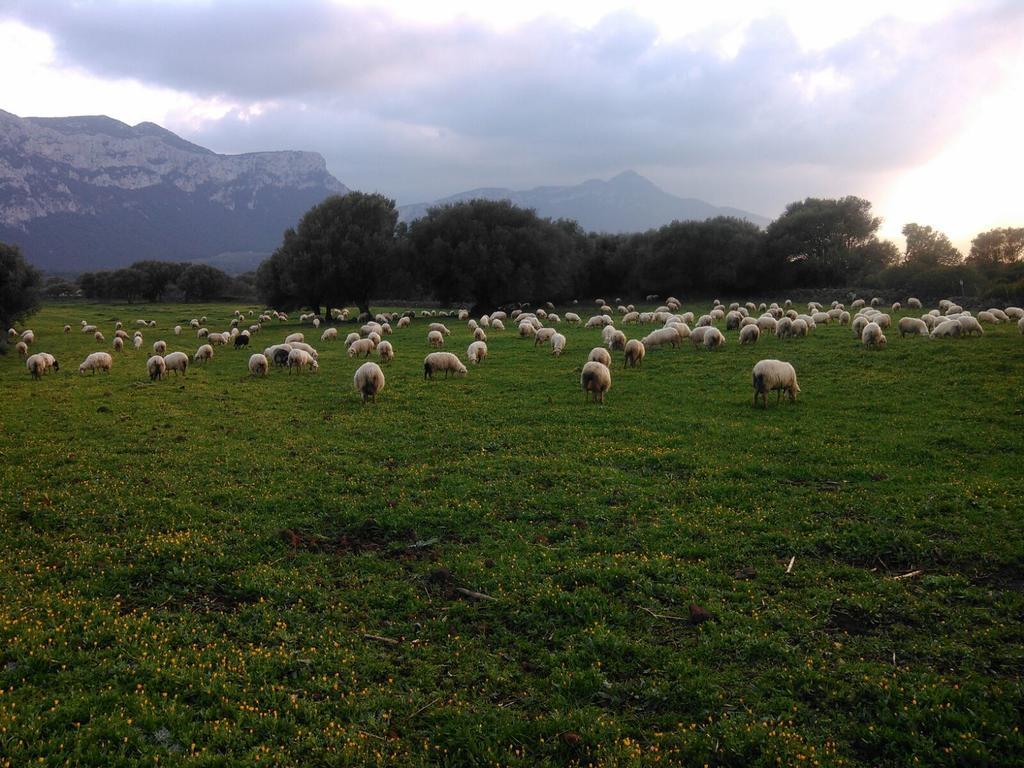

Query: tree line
<box><xmin>74</xmin><ymin>262</ymin><xmax>255</xmax><ymax>303</ymax></box>
<box><xmin>255</xmin><ymin>192</ymin><xmax>1024</xmax><ymax>315</ymax></box>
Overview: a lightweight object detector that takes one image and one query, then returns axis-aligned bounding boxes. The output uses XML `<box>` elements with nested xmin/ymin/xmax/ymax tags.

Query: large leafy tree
<box><xmin>0</xmin><ymin>242</ymin><xmax>42</xmax><ymax>350</ymax></box>
<box><xmin>968</xmin><ymin>227</ymin><xmax>1024</xmax><ymax>267</ymax></box>
<box><xmin>257</xmin><ymin>192</ymin><xmax>398</xmax><ymax>316</ymax></box>
<box><xmin>408</xmin><ymin>199</ymin><xmax>574</xmax><ymax>313</ymax></box>
<box><xmin>176</xmin><ymin>263</ymin><xmax>230</xmax><ymax>302</ymax></box>
<box><xmin>765</xmin><ymin>197</ymin><xmax>883</xmax><ymax>285</ymax></box>
<box><xmin>902</xmin><ymin>223</ymin><xmax>962</xmax><ymax>267</ymax></box>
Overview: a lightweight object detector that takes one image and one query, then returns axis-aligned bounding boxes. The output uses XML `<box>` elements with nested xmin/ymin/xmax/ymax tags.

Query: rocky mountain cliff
<box><xmin>398</xmin><ymin>170</ymin><xmax>768</xmax><ymax>232</ymax></box>
<box><xmin>0</xmin><ymin>110</ymin><xmax>347</xmax><ymax>271</ymax></box>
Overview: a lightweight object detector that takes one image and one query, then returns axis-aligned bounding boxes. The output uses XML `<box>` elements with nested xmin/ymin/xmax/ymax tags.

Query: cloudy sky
<box><xmin>1</xmin><ymin>0</ymin><xmax>1021</xmax><ymax>246</ymax></box>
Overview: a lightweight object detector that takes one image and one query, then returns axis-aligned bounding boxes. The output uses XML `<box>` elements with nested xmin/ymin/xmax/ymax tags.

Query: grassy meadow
<box><xmin>1</xmin><ymin>300</ymin><xmax>1022</xmax><ymax>767</ymax></box>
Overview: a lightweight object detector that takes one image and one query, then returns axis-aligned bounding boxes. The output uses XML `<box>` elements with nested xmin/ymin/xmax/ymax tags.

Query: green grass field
<box><xmin>1</xmin><ymin>301</ymin><xmax>1022</xmax><ymax>767</ymax></box>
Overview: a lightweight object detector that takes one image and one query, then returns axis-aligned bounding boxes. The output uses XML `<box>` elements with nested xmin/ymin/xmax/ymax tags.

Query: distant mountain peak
<box><xmin>398</xmin><ymin>172</ymin><xmax>767</xmax><ymax>233</ymax></box>
<box><xmin>0</xmin><ymin>110</ymin><xmax>348</xmax><ymax>271</ymax></box>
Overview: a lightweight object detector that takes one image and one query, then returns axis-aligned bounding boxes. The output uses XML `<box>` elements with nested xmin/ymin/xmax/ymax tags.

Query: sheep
<box><xmin>131</xmin><ymin>335</ymin><xmax>143</xmax><ymax>350</ymax></box>
<box><xmin>776</xmin><ymin>317</ymin><xmax>793</xmax><ymax>339</ymax></box>
<box><xmin>194</xmin><ymin>344</ymin><xmax>214</xmax><ymax>363</ymax></box>
<box><xmin>740</xmin><ymin>324</ymin><xmax>760</xmax><ymax>345</ymax></box>
<box><xmin>839</xmin><ymin>311</ymin><xmax>850</xmax><ymax>325</ymax></box>
<box><xmin>588</xmin><ymin>347</ymin><xmax>612</xmax><ymax>367</ymax></box>
<box><xmin>79</xmin><ymin>351</ymin><xmax>113</xmax><ymax>374</ymax></box>
<box><xmin>112</xmin><ymin>337</ymin><xmax>124</xmax><ymax>353</ymax></box>
<box><xmin>233</xmin><ymin>332</ymin><xmax>251</xmax><ymax>349</ymax></box>
<box><xmin>352</xmin><ymin>361</ymin><xmax>386</xmax><ymax>403</ymax></box>
<box><xmin>549</xmin><ymin>332</ymin><xmax>567</xmax><ymax>356</ymax></box>
<box><xmin>82</xmin><ymin>324</ymin><xmax>97</xmax><ymax>334</ymax></box>
<box><xmin>605</xmin><ymin>329</ymin><xmax>627</xmax><ymax>351</ymax></box>
<box><xmin>585</xmin><ymin>314</ymin><xmax>612</xmax><ymax>328</ymax></box>
<box><xmin>467</xmin><ymin>340</ymin><xmax>488</xmax><ymax>364</ymax></box>
<box><xmin>623</xmin><ymin>338</ymin><xmax>645</xmax><ymax>367</ymax></box>
<box><xmin>958</xmin><ymin>316</ymin><xmax>984</xmax><ymax>336</ymax></box>
<box><xmin>907</xmin><ymin>297</ymin><xmax>922</xmax><ymax>309</ymax></box>
<box><xmin>26</xmin><ymin>353</ymin><xmax>57</xmax><ymax>379</ymax></box>
<box><xmin>931</xmin><ymin>319</ymin><xmax>962</xmax><ymax>339</ymax></box>
<box><xmin>977</xmin><ymin>311</ymin><xmax>998</xmax><ymax>324</ymax></box>
<box><xmin>752</xmin><ymin>359</ymin><xmax>800</xmax><ymax>408</ymax></box>
<box><xmin>397</xmin><ymin>316</ymin><xmax>411</xmax><ymax>329</ymax></box>
<box><xmin>811</xmin><ymin>311</ymin><xmax>831</xmax><ymax>325</ymax></box>
<box><xmin>898</xmin><ymin>317</ymin><xmax>929</xmax><ymax>337</ymax></box>
<box><xmin>428</xmin><ymin>322</ymin><xmax>451</xmax><ymax>336</ymax></box>
<box><xmin>851</xmin><ymin>299</ymin><xmax>865</xmax><ymax>310</ymax></box>
<box><xmin>147</xmin><ymin>355</ymin><xmax>167</xmax><ymax>381</ymax></box>
<box><xmin>851</xmin><ymin>315</ymin><xmax>869</xmax><ymax>338</ymax></box>
<box><xmin>861</xmin><ymin>322</ymin><xmax>886</xmax><ymax>349</ymax></box>
<box><xmin>870</xmin><ymin>297</ymin><xmax>882</xmax><ymax>307</ymax></box>
<box><xmin>518</xmin><ymin>322</ymin><xmax>536</xmax><ymax>339</ymax></box>
<box><xmin>1019</xmin><ymin>316</ymin><xmax>1024</xmax><ymax>334</ymax></box>
<box><xmin>153</xmin><ymin>340</ymin><xmax>167</xmax><ymax>355</ymax></box>
<box><xmin>490</xmin><ymin>319</ymin><xmax>505</xmax><ymax>331</ymax></box>
<box><xmin>196</xmin><ymin>327</ymin><xmax>209</xmax><ymax>339</ymax></box>
<box><xmin>94</xmin><ymin>331</ymin><xmax>105</xmax><ymax>342</ymax></box>
<box><xmin>564</xmin><ymin>312</ymin><xmax>581</xmax><ymax>324</ymax></box>
<box><xmin>1003</xmin><ymin>306</ymin><xmax>1023</xmax><ymax>320</ymax></box>
<box><xmin>581</xmin><ymin>361</ymin><xmax>611</xmax><ymax>403</ymax></box>
<box><xmin>424</xmin><ymin>351</ymin><xmax>467</xmax><ymax>379</ymax></box>
<box><xmin>427</xmin><ymin>330</ymin><xmax>445</xmax><ymax>348</ymax></box>
<box><xmin>988</xmin><ymin>308</ymin><xmax>1010</xmax><ymax>323</ymax></box>
<box><xmin>281</xmin><ymin>332</ymin><xmax>305</xmax><ymax>345</ymax></box>
<box><xmin>756</xmin><ymin>316</ymin><xmax>778</xmax><ymax>333</ymax></box>
<box><xmin>690</xmin><ymin>326</ymin><xmax>725</xmax><ymax>350</ymax></box>
<box><xmin>247</xmin><ymin>353</ymin><xmax>269</xmax><ymax>377</ymax></box>
<box><xmin>208</xmin><ymin>332</ymin><xmax>230</xmax><ymax>346</ymax></box>
<box><xmin>791</xmin><ymin>319</ymin><xmax>809</xmax><ymax>338</ymax></box>
<box><xmin>641</xmin><ymin>327</ymin><xmax>680</xmax><ymax>349</ymax></box>
<box><xmin>469</xmin><ymin>327</ymin><xmax>487</xmax><ymax>343</ymax></box>
<box><xmin>162</xmin><ymin>351</ymin><xmax>188</xmax><ymax>376</ymax></box>
<box><xmin>348</xmin><ymin>338</ymin><xmax>375</xmax><ymax>358</ymax></box>
<box><xmin>287</xmin><ymin>348</ymin><xmax>319</xmax><ymax>373</ymax></box>
<box><xmin>535</xmin><ymin>327</ymin><xmax>557</xmax><ymax>346</ymax></box>
<box><xmin>172</xmin><ymin>325</ymin><xmax>182</xmax><ymax>337</ymax></box>
<box><xmin>61</xmin><ymin>324</ymin><xmax>71</xmax><ymax>334</ymax></box>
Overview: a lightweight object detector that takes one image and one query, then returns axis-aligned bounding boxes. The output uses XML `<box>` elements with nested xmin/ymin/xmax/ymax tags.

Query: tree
<box><xmin>176</xmin><ymin>264</ymin><xmax>230</xmax><ymax>302</ymax></box>
<box><xmin>0</xmin><ymin>242</ymin><xmax>42</xmax><ymax>351</ymax></box>
<box><xmin>130</xmin><ymin>260</ymin><xmax>184</xmax><ymax>302</ymax></box>
<box><xmin>408</xmin><ymin>200</ymin><xmax>575</xmax><ymax>314</ymax></box>
<box><xmin>257</xmin><ymin>192</ymin><xmax>398</xmax><ymax>317</ymax></box>
<box><xmin>765</xmin><ymin>197</ymin><xmax>882</xmax><ymax>285</ymax></box>
<box><xmin>902</xmin><ymin>223</ymin><xmax>962</xmax><ymax>267</ymax></box>
<box><xmin>968</xmin><ymin>227</ymin><xmax>1024</xmax><ymax>267</ymax></box>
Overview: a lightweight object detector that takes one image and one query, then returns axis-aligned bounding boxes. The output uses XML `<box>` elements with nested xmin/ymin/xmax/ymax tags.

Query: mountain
<box><xmin>397</xmin><ymin>170</ymin><xmax>768</xmax><ymax>232</ymax></box>
<box><xmin>0</xmin><ymin>110</ymin><xmax>348</xmax><ymax>272</ymax></box>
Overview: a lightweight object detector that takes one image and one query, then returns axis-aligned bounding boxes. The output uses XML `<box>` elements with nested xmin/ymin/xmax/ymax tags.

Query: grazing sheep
<box><xmin>752</xmin><ymin>359</ymin><xmax>800</xmax><ymax>408</ymax></box>
<box><xmin>397</xmin><ymin>316</ymin><xmax>411</xmax><ymax>329</ymax></box>
<box><xmin>423</xmin><ymin>351</ymin><xmax>467</xmax><ymax>379</ymax></box>
<box><xmin>605</xmin><ymin>329</ymin><xmax>627</xmax><ymax>351</ymax></box>
<box><xmin>63</xmin><ymin>324</ymin><xmax>71</xmax><ymax>334</ymax></box>
<box><xmin>208</xmin><ymin>332</ymin><xmax>230</xmax><ymax>346</ymax></box>
<box><xmin>739</xmin><ymin>324</ymin><xmax>760</xmax><ymax>345</ymax></box>
<box><xmin>534</xmin><ymin>327</ymin><xmax>557</xmax><ymax>346</ymax></box>
<box><xmin>1003</xmin><ymin>306</ymin><xmax>1022</xmax><ymax>320</ymax></box>
<box><xmin>907</xmin><ymin>297</ymin><xmax>922</xmax><ymax>309</ymax></box>
<box><xmin>623</xmin><ymin>338</ymin><xmax>645</xmax><ymax>367</ymax></box>
<box><xmin>839</xmin><ymin>311</ymin><xmax>850</xmax><ymax>325</ymax></box>
<box><xmin>977</xmin><ymin>311</ymin><xmax>998</xmax><ymax>324</ymax></box>
<box><xmin>233</xmin><ymin>332</ymin><xmax>251</xmax><ymax>349</ymax></box>
<box><xmin>471</xmin><ymin>327</ymin><xmax>487</xmax><ymax>343</ymax></box>
<box><xmin>988</xmin><ymin>308</ymin><xmax>1010</xmax><ymax>323</ymax></box>
<box><xmin>588</xmin><ymin>347</ymin><xmax>612</xmax><ymax>366</ymax></box>
<box><xmin>428</xmin><ymin>322</ymin><xmax>451</xmax><ymax>336</ymax></box>
<box><xmin>82</xmin><ymin>325</ymin><xmax>97</xmax><ymax>334</ymax></box>
<box><xmin>94</xmin><ymin>331</ymin><xmax>105</xmax><ymax>342</ymax></box>
<box><xmin>17</xmin><ymin>329</ymin><xmax>33</xmax><ymax>345</ymax></box>
<box><xmin>163</xmin><ymin>351</ymin><xmax>188</xmax><ymax>376</ymax></box>
<box><xmin>898</xmin><ymin>317</ymin><xmax>929</xmax><ymax>337</ymax></box>
<box><xmin>147</xmin><ymin>355</ymin><xmax>167</xmax><ymax>381</ymax></box>
<box><xmin>549</xmin><ymin>332</ymin><xmax>566</xmax><ymax>356</ymax></box>
<box><xmin>775</xmin><ymin>317</ymin><xmax>793</xmax><ymax>339</ymax></box>
<box><xmin>690</xmin><ymin>326</ymin><xmax>725</xmax><ymax>350</ymax></box>
<box><xmin>194</xmin><ymin>344</ymin><xmax>214</xmax><ymax>363</ymax></box>
<box><xmin>931</xmin><ymin>319</ymin><xmax>962</xmax><ymax>339</ymax></box>
<box><xmin>285</xmin><ymin>332</ymin><xmax>305</xmax><ymax>344</ymax></box>
<box><xmin>79</xmin><ymin>351</ymin><xmax>113</xmax><ymax>374</ymax></box>
<box><xmin>248</xmin><ymin>353</ymin><xmax>269</xmax><ymax>376</ymax></box>
<box><xmin>467</xmin><ymin>340</ymin><xmax>488</xmax><ymax>364</ymax></box>
<box><xmin>958</xmin><ymin>316</ymin><xmax>984</xmax><ymax>336</ymax></box>
<box><xmin>112</xmin><ymin>337</ymin><xmax>124</xmax><ymax>352</ymax></box>
<box><xmin>641</xmin><ymin>327</ymin><xmax>680</xmax><ymax>349</ymax></box>
<box><xmin>427</xmin><ymin>330</ymin><xmax>445</xmax><ymax>348</ymax></box>
<box><xmin>756</xmin><ymin>316</ymin><xmax>778</xmax><ymax>333</ymax></box>
<box><xmin>153</xmin><ymin>340</ymin><xmax>167</xmax><ymax>355</ymax></box>
<box><xmin>348</xmin><ymin>338</ymin><xmax>375</xmax><ymax>358</ymax></box>
<box><xmin>26</xmin><ymin>353</ymin><xmax>57</xmax><ymax>379</ymax></box>
<box><xmin>370</xmin><ymin>340</ymin><xmax>392</xmax><ymax>364</ymax></box>
<box><xmin>353</xmin><ymin>362</ymin><xmax>386</xmax><ymax>402</ymax></box>
<box><xmin>287</xmin><ymin>348</ymin><xmax>319</xmax><ymax>373</ymax></box>
<box><xmin>851</xmin><ymin>299</ymin><xmax>865</xmax><ymax>310</ymax></box>
<box><xmin>173</xmin><ymin>325</ymin><xmax>182</xmax><ymax>336</ymax></box>
<box><xmin>581</xmin><ymin>361</ymin><xmax>612</xmax><ymax>403</ymax></box>
<box><xmin>851</xmin><ymin>315</ymin><xmax>869</xmax><ymax>338</ymax></box>
<box><xmin>791</xmin><ymin>319</ymin><xmax>808</xmax><ymax>338</ymax></box>
<box><xmin>132</xmin><ymin>335</ymin><xmax>144</xmax><ymax>350</ymax></box>
<box><xmin>861</xmin><ymin>322</ymin><xmax>886</xmax><ymax>349</ymax></box>
<box><xmin>342</xmin><ymin>332</ymin><xmax>360</xmax><ymax>348</ymax></box>
<box><xmin>14</xmin><ymin>341</ymin><xmax>28</xmax><ymax>357</ymax></box>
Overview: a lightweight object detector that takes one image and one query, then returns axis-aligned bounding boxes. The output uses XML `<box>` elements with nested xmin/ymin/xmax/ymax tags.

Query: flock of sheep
<box><xmin>9</xmin><ymin>295</ymin><xmax>1023</xmax><ymax>406</ymax></box>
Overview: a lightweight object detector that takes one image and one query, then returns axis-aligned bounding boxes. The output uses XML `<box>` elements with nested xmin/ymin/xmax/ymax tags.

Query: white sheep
<box><xmin>163</xmin><ymin>351</ymin><xmax>189</xmax><ymax>376</ymax></box>
<box><xmin>248</xmin><ymin>353</ymin><xmax>269</xmax><ymax>376</ymax></box>
<box><xmin>428</xmin><ymin>322</ymin><xmax>451</xmax><ymax>336</ymax></box>
<box><xmin>467</xmin><ymin>340</ymin><xmax>488</xmax><ymax>364</ymax></box>
<box><xmin>153</xmin><ymin>340</ymin><xmax>167</xmax><ymax>355</ymax></box>
<box><xmin>535</xmin><ymin>327</ymin><xmax>557</xmax><ymax>346</ymax></box>
<box><xmin>321</xmin><ymin>327</ymin><xmax>339</xmax><ymax>342</ymax></box>
<box><xmin>20</xmin><ymin>330</ymin><xmax>35</xmax><ymax>344</ymax></box>
<box><xmin>79</xmin><ymin>351</ymin><xmax>113</xmax><ymax>374</ymax></box>
<box><xmin>641</xmin><ymin>327</ymin><xmax>680</xmax><ymax>349</ymax></box>
<box><xmin>25</xmin><ymin>353</ymin><xmax>57</xmax><ymax>379</ymax></box>
<box><xmin>348</xmin><ymin>338</ymin><xmax>375</xmax><ymax>358</ymax></box>
<box><xmin>287</xmin><ymin>348</ymin><xmax>319</xmax><ymax>373</ymax></box>
<box><xmin>988</xmin><ymin>308</ymin><xmax>1010</xmax><ymax>323</ymax></box>
<box><xmin>739</xmin><ymin>324</ymin><xmax>760</xmax><ymax>345</ymax></box>
<box><xmin>588</xmin><ymin>347</ymin><xmax>612</xmax><ymax>366</ymax></box>
<box><xmin>581</xmin><ymin>361</ymin><xmax>611</xmax><ymax>403</ymax></box>
<box><xmin>94</xmin><ymin>331</ymin><xmax>105</xmax><ymax>342</ymax></box>
<box><xmin>1003</xmin><ymin>306</ymin><xmax>1022</xmax><ymax>320</ymax></box>
<box><xmin>958</xmin><ymin>316</ymin><xmax>984</xmax><ymax>336</ymax></box>
<box><xmin>423</xmin><ymin>351</ymin><xmax>467</xmax><ymax>379</ymax></box>
<box><xmin>194</xmin><ymin>344</ymin><xmax>214</xmax><ymax>363</ymax></box>
<box><xmin>898</xmin><ymin>317</ymin><xmax>928</xmax><ymax>337</ymax></box>
<box><xmin>285</xmin><ymin>332</ymin><xmax>305</xmax><ymax>344</ymax></box>
<box><xmin>427</xmin><ymin>330</ymin><xmax>445</xmax><ymax>348</ymax></box>
<box><xmin>376</xmin><ymin>340</ymin><xmax>394</xmax><ymax>363</ymax></box>
<box><xmin>550</xmin><ymin>332</ymin><xmax>567</xmax><ymax>356</ymax></box>
<box><xmin>977</xmin><ymin>311</ymin><xmax>998</xmax><ymax>324</ymax></box>
<box><xmin>776</xmin><ymin>317</ymin><xmax>793</xmax><ymax>339</ymax></box>
<box><xmin>690</xmin><ymin>326</ymin><xmax>725</xmax><ymax>350</ymax></box>
<box><xmin>63</xmin><ymin>324</ymin><xmax>71</xmax><ymax>334</ymax></box>
<box><xmin>752</xmin><ymin>359</ymin><xmax>800</xmax><ymax>408</ymax></box>
<box><xmin>354</xmin><ymin>362</ymin><xmax>385</xmax><ymax>402</ymax></box>
<box><xmin>623</xmin><ymin>339</ymin><xmax>645</xmax><ymax>367</ymax></box>
<box><xmin>397</xmin><ymin>316</ymin><xmax>411</xmax><ymax>329</ymax></box>
<box><xmin>907</xmin><ymin>298</ymin><xmax>922</xmax><ymax>309</ymax></box>
<box><xmin>861</xmin><ymin>322</ymin><xmax>886</xmax><ymax>349</ymax></box>
<box><xmin>605</xmin><ymin>329</ymin><xmax>627</xmax><ymax>351</ymax></box>
<box><xmin>147</xmin><ymin>355</ymin><xmax>167</xmax><ymax>381</ymax></box>
<box><xmin>791</xmin><ymin>319</ymin><xmax>808</xmax><ymax>338</ymax></box>
<box><xmin>756</xmin><ymin>316</ymin><xmax>778</xmax><ymax>333</ymax></box>
<box><xmin>931</xmin><ymin>319</ymin><xmax>962</xmax><ymax>339</ymax></box>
